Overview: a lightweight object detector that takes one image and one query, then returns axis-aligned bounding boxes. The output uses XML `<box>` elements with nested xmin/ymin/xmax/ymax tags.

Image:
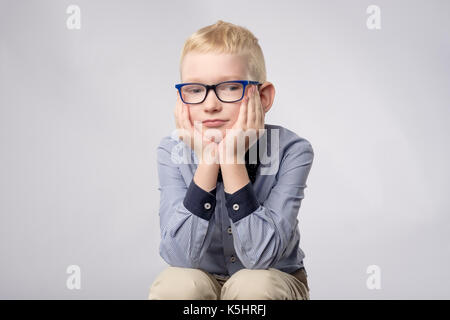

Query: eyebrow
<box><xmin>183</xmin><ymin>76</ymin><xmax>244</xmax><ymax>84</ymax></box>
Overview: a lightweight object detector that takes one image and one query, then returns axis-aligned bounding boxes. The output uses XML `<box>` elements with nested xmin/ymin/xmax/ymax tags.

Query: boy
<box><xmin>148</xmin><ymin>20</ymin><xmax>314</xmax><ymax>300</ymax></box>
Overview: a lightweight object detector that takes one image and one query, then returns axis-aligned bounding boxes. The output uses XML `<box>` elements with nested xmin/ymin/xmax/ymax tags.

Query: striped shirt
<box><xmin>156</xmin><ymin>123</ymin><xmax>314</xmax><ymax>280</ymax></box>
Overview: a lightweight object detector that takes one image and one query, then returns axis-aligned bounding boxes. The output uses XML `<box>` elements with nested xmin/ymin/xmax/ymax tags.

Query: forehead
<box><xmin>181</xmin><ymin>52</ymin><xmax>248</xmax><ymax>83</ymax></box>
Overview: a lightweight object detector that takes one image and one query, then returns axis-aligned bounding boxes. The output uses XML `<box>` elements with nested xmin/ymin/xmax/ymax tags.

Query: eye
<box><xmin>182</xmin><ymin>85</ymin><xmax>205</xmax><ymax>94</ymax></box>
<box><xmin>218</xmin><ymin>83</ymin><xmax>242</xmax><ymax>91</ymax></box>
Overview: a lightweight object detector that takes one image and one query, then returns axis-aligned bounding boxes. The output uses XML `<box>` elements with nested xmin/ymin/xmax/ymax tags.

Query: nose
<box><xmin>202</xmin><ymin>87</ymin><xmax>223</xmax><ymax>112</ymax></box>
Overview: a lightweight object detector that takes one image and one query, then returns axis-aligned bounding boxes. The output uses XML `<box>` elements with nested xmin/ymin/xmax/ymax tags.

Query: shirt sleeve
<box><xmin>224</xmin><ymin>139</ymin><xmax>314</xmax><ymax>269</ymax></box>
<box><xmin>156</xmin><ymin>138</ymin><xmax>217</xmax><ymax>268</ymax></box>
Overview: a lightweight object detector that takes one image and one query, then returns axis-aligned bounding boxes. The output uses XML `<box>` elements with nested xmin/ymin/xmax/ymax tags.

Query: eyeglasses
<box><xmin>175</xmin><ymin>80</ymin><xmax>261</xmax><ymax>104</ymax></box>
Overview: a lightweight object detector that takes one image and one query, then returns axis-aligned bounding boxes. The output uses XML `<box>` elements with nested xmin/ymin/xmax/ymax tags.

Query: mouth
<box><xmin>202</xmin><ymin>119</ymin><xmax>228</xmax><ymax>127</ymax></box>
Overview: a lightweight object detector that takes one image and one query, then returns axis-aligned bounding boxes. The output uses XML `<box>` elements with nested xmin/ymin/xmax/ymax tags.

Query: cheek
<box><xmin>188</xmin><ymin>110</ymin><xmax>201</xmax><ymax>124</ymax></box>
<box><xmin>228</xmin><ymin>105</ymin><xmax>242</xmax><ymax>123</ymax></box>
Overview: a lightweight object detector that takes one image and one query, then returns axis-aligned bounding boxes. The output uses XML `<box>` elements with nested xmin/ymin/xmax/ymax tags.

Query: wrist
<box><xmin>218</xmin><ymin>149</ymin><xmax>246</xmax><ymax>165</ymax></box>
<box><xmin>220</xmin><ymin>163</ymin><xmax>250</xmax><ymax>194</ymax></box>
<box><xmin>196</xmin><ymin>143</ymin><xmax>219</xmax><ymax>165</ymax></box>
<box><xmin>194</xmin><ymin>162</ymin><xmax>220</xmax><ymax>192</ymax></box>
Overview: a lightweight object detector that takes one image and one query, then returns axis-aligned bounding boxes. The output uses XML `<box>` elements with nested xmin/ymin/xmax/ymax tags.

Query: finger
<box><xmin>254</xmin><ymin>86</ymin><xmax>263</xmax><ymax>127</ymax></box>
<box><xmin>176</xmin><ymin>93</ymin><xmax>185</xmax><ymax>124</ymax></box>
<box><xmin>175</xmin><ymin>94</ymin><xmax>183</xmax><ymax>130</ymax></box>
<box><xmin>236</xmin><ymin>90</ymin><xmax>248</xmax><ymax>129</ymax></box>
<box><xmin>177</xmin><ymin>96</ymin><xmax>191</xmax><ymax>141</ymax></box>
<box><xmin>177</xmin><ymin>94</ymin><xmax>188</xmax><ymax>128</ymax></box>
<box><xmin>180</xmin><ymin>102</ymin><xmax>191</xmax><ymax>131</ymax></box>
<box><xmin>176</xmin><ymin>97</ymin><xmax>188</xmax><ymax>142</ymax></box>
<box><xmin>184</xmin><ymin>104</ymin><xmax>197</xmax><ymax>143</ymax></box>
<box><xmin>251</xmin><ymin>86</ymin><xmax>261</xmax><ymax>140</ymax></box>
<box><xmin>185</xmin><ymin>104</ymin><xmax>206</xmax><ymax>148</ymax></box>
<box><xmin>247</xmin><ymin>86</ymin><xmax>256</xmax><ymax>127</ymax></box>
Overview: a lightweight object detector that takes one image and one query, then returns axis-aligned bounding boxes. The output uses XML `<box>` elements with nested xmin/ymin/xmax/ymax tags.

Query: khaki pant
<box><xmin>148</xmin><ymin>267</ymin><xmax>310</xmax><ymax>300</ymax></box>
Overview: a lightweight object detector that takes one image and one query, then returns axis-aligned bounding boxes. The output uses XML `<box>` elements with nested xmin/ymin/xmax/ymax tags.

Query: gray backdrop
<box><xmin>1</xmin><ymin>0</ymin><xmax>449</xmax><ymax>299</ymax></box>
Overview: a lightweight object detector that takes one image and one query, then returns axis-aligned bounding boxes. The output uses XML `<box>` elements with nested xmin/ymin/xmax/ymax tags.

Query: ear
<box><xmin>258</xmin><ymin>82</ymin><xmax>275</xmax><ymax>114</ymax></box>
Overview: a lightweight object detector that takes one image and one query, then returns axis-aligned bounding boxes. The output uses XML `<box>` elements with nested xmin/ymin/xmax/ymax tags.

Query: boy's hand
<box><xmin>174</xmin><ymin>93</ymin><xmax>219</xmax><ymax>165</ymax></box>
<box><xmin>218</xmin><ymin>85</ymin><xmax>265</xmax><ymax>164</ymax></box>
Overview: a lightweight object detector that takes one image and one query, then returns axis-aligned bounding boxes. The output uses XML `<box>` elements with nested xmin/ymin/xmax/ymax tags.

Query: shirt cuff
<box><xmin>183</xmin><ymin>179</ymin><xmax>217</xmax><ymax>221</ymax></box>
<box><xmin>224</xmin><ymin>181</ymin><xmax>260</xmax><ymax>223</ymax></box>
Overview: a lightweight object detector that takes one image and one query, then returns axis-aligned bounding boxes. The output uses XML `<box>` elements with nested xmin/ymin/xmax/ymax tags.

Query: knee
<box><xmin>221</xmin><ymin>268</ymin><xmax>279</xmax><ymax>300</ymax></box>
<box><xmin>148</xmin><ymin>267</ymin><xmax>219</xmax><ymax>300</ymax></box>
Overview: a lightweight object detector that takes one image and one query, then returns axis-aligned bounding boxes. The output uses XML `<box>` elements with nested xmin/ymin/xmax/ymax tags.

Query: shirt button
<box><xmin>232</xmin><ymin>203</ymin><xmax>239</xmax><ymax>211</ymax></box>
<box><xmin>230</xmin><ymin>256</ymin><xmax>236</xmax><ymax>263</ymax></box>
<box><xmin>227</xmin><ymin>226</ymin><xmax>232</xmax><ymax>234</ymax></box>
<box><xmin>204</xmin><ymin>202</ymin><xmax>211</xmax><ymax>210</ymax></box>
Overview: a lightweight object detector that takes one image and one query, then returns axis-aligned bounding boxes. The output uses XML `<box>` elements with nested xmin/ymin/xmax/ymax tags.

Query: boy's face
<box><xmin>180</xmin><ymin>52</ymin><xmax>255</xmax><ymax>141</ymax></box>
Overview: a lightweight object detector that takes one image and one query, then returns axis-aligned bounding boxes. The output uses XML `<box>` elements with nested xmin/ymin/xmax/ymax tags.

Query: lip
<box><xmin>202</xmin><ymin>119</ymin><xmax>228</xmax><ymax>127</ymax></box>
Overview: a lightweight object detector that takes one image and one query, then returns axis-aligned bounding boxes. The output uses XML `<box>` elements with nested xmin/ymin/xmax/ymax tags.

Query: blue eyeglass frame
<box><xmin>174</xmin><ymin>80</ymin><xmax>262</xmax><ymax>104</ymax></box>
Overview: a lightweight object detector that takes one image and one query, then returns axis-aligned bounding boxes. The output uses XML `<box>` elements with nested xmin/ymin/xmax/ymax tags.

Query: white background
<box><xmin>1</xmin><ymin>0</ymin><xmax>449</xmax><ymax>299</ymax></box>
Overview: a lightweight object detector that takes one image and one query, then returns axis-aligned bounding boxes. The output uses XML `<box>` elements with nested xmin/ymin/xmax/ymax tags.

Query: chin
<box><xmin>202</xmin><ymin>127</ymin><xmax>225</xmax><ymax>143</ymax></box>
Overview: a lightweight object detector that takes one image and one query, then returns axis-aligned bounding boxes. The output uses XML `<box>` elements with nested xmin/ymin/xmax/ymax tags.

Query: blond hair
<box><xmin>179</xmin><ymin>20</ymin><xmax>266</xmax><ymax>83</ymax></box>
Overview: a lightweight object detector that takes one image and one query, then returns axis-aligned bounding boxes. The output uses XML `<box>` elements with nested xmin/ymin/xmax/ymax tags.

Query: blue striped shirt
<box><xmin>156</xmin><ymin>123</ymin><xmax>314</xmax><ymax>280</ymax></box>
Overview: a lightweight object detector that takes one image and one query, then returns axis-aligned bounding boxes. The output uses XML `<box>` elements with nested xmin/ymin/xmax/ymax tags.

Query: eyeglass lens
<box><xmin>180</xmin><ymin>82</ymin><xmax>244</xmax><ymax>103</ymax></box>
